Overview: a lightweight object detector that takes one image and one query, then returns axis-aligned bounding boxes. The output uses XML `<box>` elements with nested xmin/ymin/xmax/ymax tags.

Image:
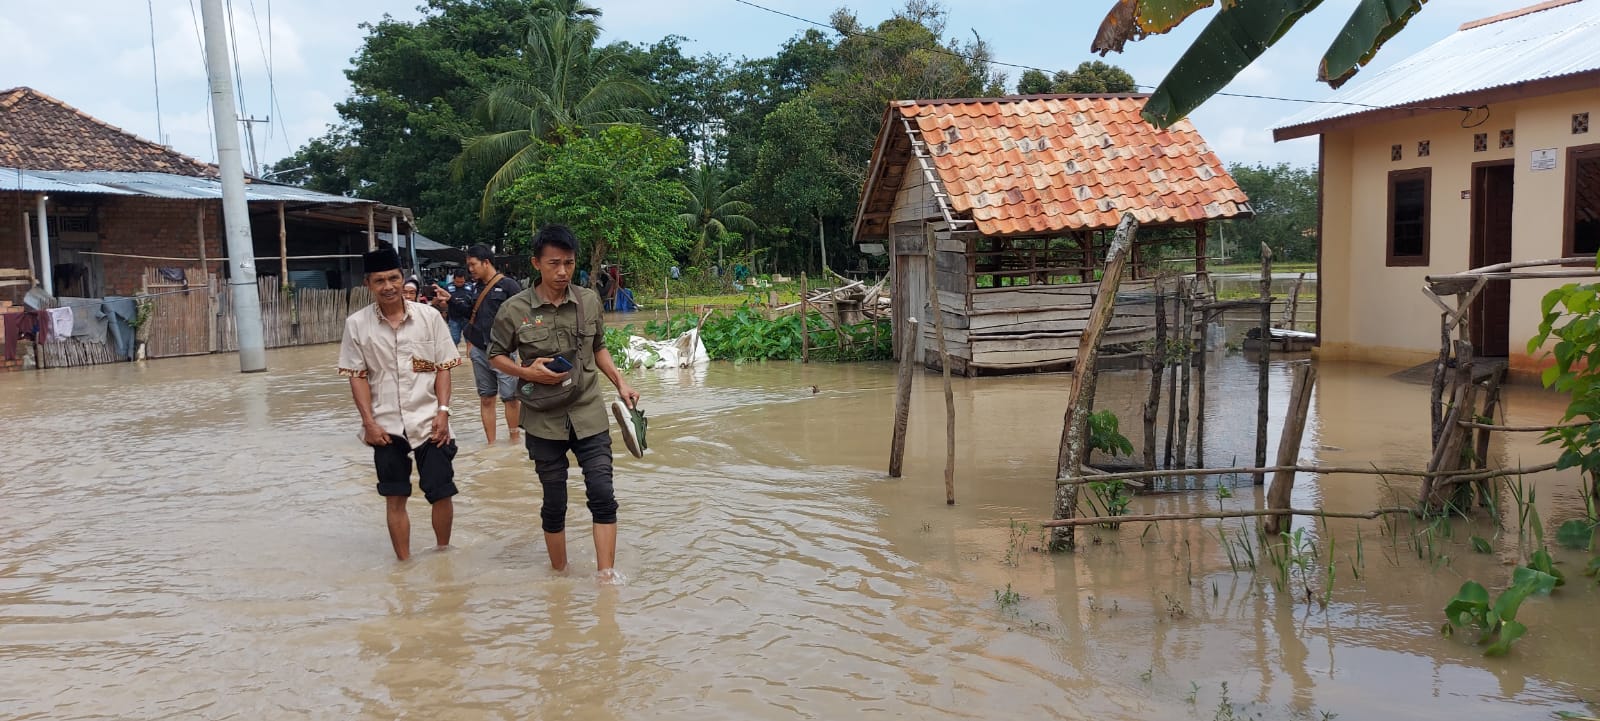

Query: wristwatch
<box><xmin>438</xmin><ymin>405</ymin><xmax>452</xmax><ymax>416</ymax></box>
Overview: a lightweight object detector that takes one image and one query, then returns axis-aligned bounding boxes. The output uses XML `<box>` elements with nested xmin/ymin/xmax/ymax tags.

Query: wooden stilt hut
<box><xmin>853</xmin><ymin>94</ymin><xmax>1253</xmax><ymax>375</ymax></box>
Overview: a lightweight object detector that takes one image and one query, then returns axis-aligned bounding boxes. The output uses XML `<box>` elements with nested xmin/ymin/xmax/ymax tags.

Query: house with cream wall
<box><xmin>1275</xmin><ymin>0</ymin><xmax>1600</xmax><ymax>375</ymax></box>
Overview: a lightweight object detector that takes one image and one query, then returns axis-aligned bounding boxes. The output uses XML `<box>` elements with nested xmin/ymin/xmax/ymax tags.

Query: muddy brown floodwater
<box><xmin>2</xmin><ymin>342</ymin><xmax>1597</xmax><ymax>719</ymax></box>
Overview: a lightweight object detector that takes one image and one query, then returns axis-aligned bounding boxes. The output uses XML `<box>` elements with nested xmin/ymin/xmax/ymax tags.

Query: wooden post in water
<box><xmin>1264</xmin><ymin>361</ymin><xmax>1317</xmax><ymax>536</ymax></box>
<box><xmin>1143</xmin><ymin>278</ymin><xmax>1166</xmax><ymax>471</ymax></box>
<box><xmin>1164</xmin><ymin>308</ymin><xmax>1179</xmax><ymax>468</ymax></box>
<box><xmin>1429</xmin><ymin>312</ymin><xmax>1450</xmax><ymax>449</ymax></box>
<box><xmin>1175</xmin><ymin>279</ymin><xmax>1193</xmax><ymax>471</ymax></box>
<box><xmin>1196</xmin><ymin>294</ymin><xmax>1210</xmax><ymax>469</ymax></box>
<box><xmin>924</xmin><ymin>225</ymin><xmax>957</xmax><ymax>505</ymax></box>
<box><xmin>1254</xmin><ymin>244</ymin><xmax>1274</xmax><ymax>485</ymax></box>
<box><xmin>1053</xmin><ymin>213</ymin><xmax>1138</xmax><ymax>550</ymax></box>
<box><xmin>1285</xmin><ymin>272</ymin><xmax>1305</xmax><ymax>330</ymax></box>
<box><xmin>195</xmin><ymin>203</ymin><xmax>209</xmax><ymax>271</ymax></box>
<box><xmin>888</xmin><ymin>316</ymin><xmax>920</xmax><ymax>478</ymax></box>
<box><xmin>800</xmin><ymin>272</ymin><xmax>810</xmax><ymax>363</ymax></box>
<box><xmin>1472</xmin><ymin>366</ymin><xmax>1507</xmax><ymax>506</ymax></box>
<box><xmin>1422</xmin><ymin>342</ymin><xmax>1477</xmax><ymax>509</ymax></box>
<box><xmin>277</xmin><ymin>202</ymin><xmax>289</xmax><ymax>291</ymax></box>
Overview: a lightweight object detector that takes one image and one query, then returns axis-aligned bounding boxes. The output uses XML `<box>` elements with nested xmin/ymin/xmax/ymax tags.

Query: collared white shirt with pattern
<box><xmin>338</xmin><ymin>300</ymin><xmax>463</xmax><ymax>445</ymax></box>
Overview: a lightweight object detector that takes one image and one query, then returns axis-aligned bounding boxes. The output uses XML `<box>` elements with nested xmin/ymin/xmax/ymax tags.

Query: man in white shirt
<box><xmin>338</xmin><ymin>249</ymin><xmax>463</xmax><ymax>561</ymax></box>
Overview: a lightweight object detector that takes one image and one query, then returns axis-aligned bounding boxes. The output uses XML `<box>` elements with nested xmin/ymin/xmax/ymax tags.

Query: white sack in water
<box><xmin>624</xmin><ymin>329</ymin><xmax>710</xmax><ymax>369</ymax></box>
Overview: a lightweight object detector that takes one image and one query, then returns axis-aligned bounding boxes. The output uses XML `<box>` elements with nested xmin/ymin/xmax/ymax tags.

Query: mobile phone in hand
<box><xmin>545</xmin><ymin>355</ymin><xmax>574</xmax><ymax>373</ymax></box>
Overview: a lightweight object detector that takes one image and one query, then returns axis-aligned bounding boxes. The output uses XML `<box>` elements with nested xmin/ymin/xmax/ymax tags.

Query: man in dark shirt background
<box><xmin>433</xmin><ymin>268</ymin><xmax>475</xmax><ymax>345</ymax></box>
<box><xmin>461</xmin><ymin>245</ymin><xmax>522</xmax><ymax>444</ymax></box>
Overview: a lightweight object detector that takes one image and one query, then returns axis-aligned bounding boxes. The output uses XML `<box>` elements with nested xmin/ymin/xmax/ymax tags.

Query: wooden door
<box><xmin>1470</xmin><ymin>162</ymin><xmax>1514</xmax><ymax>358</ymax></box>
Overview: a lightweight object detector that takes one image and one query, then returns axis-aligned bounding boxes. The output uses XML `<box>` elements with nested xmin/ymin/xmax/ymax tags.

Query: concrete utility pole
<box><xmin>200</xmin><ymin>0</ymin><xmax>266</xmax><ymax>372</ymax></box>
<box><xmin>35</xmin><ymin>196</ymin><xmax>53</xmax><ymax>296</ymax></box>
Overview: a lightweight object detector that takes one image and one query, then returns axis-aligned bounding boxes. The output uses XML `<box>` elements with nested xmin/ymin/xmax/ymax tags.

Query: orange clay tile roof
<box><xmin>0</xmin><ymin>87</ymin><xmax>214</xmax><ymax>177</ymax></box>
<box><xmin>854</xmin><ymin>94</ymin><xmax>1251</xmax><ymax>239</ymax></box>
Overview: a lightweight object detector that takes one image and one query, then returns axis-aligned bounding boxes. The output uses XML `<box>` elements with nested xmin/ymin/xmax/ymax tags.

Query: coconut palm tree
<box><xmin>454</xmin><ymin>0</ymin><xmax>654</xmax><ymax>215</ymax></box>
<box><xmin>679</xmin><ymin>164</ymin><xmax>758</xmax><ymax>268</ymax></box>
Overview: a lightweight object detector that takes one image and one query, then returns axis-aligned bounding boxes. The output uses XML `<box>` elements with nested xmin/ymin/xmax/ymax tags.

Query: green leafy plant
<box><xmin>1525</xmin><ymin>548</ymin><xmax>1566</xmax><ymax>588</ymax></box>
<box><xmin>1529</xmin><ymin>273</ymin><xmax>1600</xmax><ymax>510</ymax></box>
<box><xmin>1084</xmin><ymin>479</ymin><xmax>1133</xmax><ymax>528</ymax></box>
<box><xmin>1469</xmin><ymin>536</ymin><xmax>1493</xmax><ymax>554</ymax></box>
<box><xmin>603</xmin><ymin>325</ymin><xmax>637</xmax><ymax>370</ymax></box>
<box><xmin>1003</xmin><ymin>519</ymin><xmax>1030</xmax><ymax>567</ymax></box>
<box><xmin>1556</xmin><ymin>518</ymin><xmax>1597</xmax><ymax>551</ymax></box>
<box><xmin>1442</xmin><ymin>566</ymin><xmax>1559</xmax><ymax>656</ymax></box>
<box><xmin>643</xmin><ymin>308</ymin><xmax>891</xmax><ymax>363</ymax></box>
<box><xmin>1087</xmin><ymin>409</ymin><xmax>1136</xmax><ymax>458</ymax></box>
<box><xmin>1505</xmin><ymin>477</ymin><xmax>1545</xmax><ymax>542</ymax></box>
<box><xmin>994</xmin><ymin>583</ymin><xmax>1021</xmax><ymax>612</ymax></box>
<box><xmin>132</xmin><ymin>298</ymin><xmax>154</xmax><ymax>331</ymax></box>
<box><xmin>1081</xmin><ymin>409</ymin><xmax>1137</xmax><ymax>527</ymax></box>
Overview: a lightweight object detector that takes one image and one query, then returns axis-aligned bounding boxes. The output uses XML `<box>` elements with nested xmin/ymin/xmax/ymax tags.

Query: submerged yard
<box><xmin>0</xmin><ymin>342</ymin><xmax>1595</xmax><ymax>719</ymax></box>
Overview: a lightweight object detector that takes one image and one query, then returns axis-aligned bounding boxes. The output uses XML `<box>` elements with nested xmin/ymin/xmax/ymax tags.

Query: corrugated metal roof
<box><xmin>379</xmin><ymin>231</ymin><xmax>454</xmax><ymax>252</ymax></box>
<box><xmin>1</xmin><ymin>167</ymin><xmax>136</xmax><ymax>195</ymax></box>
<box><xmin>1275</xmin><ymin>0</ymin><xmax>1600</xmax><ymax>134</ymax></box>
<box><xmin>0</xmin><ymin>167</ymin><xmax>369</xmax><ymax>204</ymax></box>
<box><xmin>862</xmin><ymin>95</ymin><xmax>1250</xmax><ymax>237</ymax></box>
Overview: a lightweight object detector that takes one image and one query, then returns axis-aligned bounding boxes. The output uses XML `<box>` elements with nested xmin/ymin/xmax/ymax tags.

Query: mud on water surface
<box><xmin>1</xmin><ymin>340</ymin><xmax>1596</xmax><ymax>719</ymax></box>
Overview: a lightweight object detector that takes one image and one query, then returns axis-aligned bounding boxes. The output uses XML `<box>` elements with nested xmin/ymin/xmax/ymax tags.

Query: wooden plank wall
<box><xmin>155</xmin><ymin>267</ymin><xmax>375</xmax><ymax>357</ymax></box>
<box><xmin>144</xmin><ymin>267</ymin><xmax>214</xmax><ymax>358</ymax></box>
<box><xmin>921</xmin><ymin>277</ymin><xmax>1166</xmax><ymax>373</ymax></box>
<box><xmin>888</xmin><ymin>216</ymin><xmax>1199</xmax><ymax>375</ymax></box>
<box><xmin>39</xmin><ymin>338</ymin><xmax>117</xmax><ymax>368</ymax></box>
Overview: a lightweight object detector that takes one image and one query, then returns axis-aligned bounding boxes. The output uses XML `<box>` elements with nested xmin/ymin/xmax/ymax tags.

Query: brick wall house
<box><xmin>1</xmin><ymin>87</ymin><xmax>414</xmax><ymax>371</ymax></box>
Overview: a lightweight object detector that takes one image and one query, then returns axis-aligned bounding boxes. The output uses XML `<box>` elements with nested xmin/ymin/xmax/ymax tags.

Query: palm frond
<box><xmin>453</xmin><ymin>128</ymin><xmax>533</xmax><ymax>180</ymax></box>
<box><xmin>481</xmin><ymin>82</ymin><xmax>540</xmax><ymax>129</ymax></box>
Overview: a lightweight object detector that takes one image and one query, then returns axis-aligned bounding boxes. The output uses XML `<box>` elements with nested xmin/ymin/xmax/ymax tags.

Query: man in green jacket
<box><xmin>488</xmin><ymin>224</ymin><xmax>639</xmax><ymax>583</ymax></box>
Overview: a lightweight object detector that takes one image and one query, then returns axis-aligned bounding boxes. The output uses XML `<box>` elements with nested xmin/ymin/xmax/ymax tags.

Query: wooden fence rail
<box><xmin>146</xmin><ymin>267</ymin><xmax>373</xmax><ymax>358</ymax></box>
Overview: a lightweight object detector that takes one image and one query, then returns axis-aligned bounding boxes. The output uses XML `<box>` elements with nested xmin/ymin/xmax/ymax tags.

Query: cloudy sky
<box><xmin>0</xmin><ymin>0</ymin><xmax>1537</xmax><ymax>173</ymax></box>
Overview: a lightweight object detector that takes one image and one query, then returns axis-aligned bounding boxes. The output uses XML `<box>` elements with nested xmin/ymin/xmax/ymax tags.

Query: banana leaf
<box><xmin>1319</xmin><ymin>0</ymin><xmax>1429</xmax><ymax>88</ymax></box>
<box><xmin>1092</xmin><ymin>0</ymin><xmax>1227</xmax><ymax>54</ymax></box>
<box><xmin>1140</xmin><ymin>0</ymin><xmax>1326</xmax><ymax>128</ymax></box>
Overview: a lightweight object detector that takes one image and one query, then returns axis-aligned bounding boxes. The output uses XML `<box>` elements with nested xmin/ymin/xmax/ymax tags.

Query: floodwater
<box><xmin>2</xmin><ymin>341</ymin><xmax>1597</xmax><ymax>719</ymax></box>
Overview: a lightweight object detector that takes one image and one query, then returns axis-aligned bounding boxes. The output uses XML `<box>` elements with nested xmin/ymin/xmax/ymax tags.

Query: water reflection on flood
<box><xmin>1</xmin><ymin>342</ymin><xmax>1596</xmax><ymax>719</ymax></box>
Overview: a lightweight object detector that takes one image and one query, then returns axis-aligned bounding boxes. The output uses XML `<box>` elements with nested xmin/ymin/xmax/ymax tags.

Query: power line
<box><xmin>187</xmin><ymin>0</ymin><xmax>217</xmax><ymax>162</ymax></box>
<box><xmin>269</xmin><ymin>0</ymin><xmax>289</xmax><ymax>154</ymax></box>
<box><xmin>246</xmin><ymin>0</ymin><xmax>284</xmax><ymax>147</ymax></box>
<box><xmin>224</xmin><ymin>0</ymin><xmax>251</xmax><ymax>121</ymax></box>
<box><xmin>727</xmin><ymin>0</ymin><xmax>1471</xmax><ymax>112</ymax></box>
<box><xmin>147</xmin><ymin>0</ymin><xmax>164</xmax><ymax>145</ymax></box>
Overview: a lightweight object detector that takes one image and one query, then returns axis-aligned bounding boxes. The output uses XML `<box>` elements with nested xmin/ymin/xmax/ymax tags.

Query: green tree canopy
<box><xmin>1222</xmin><ymin>163</ymin><xmax>1319</xmax><ymax>263</ymax></box>
<box><xmin>753</xmin><ymin>97</ymin><xmax>853</xmax><ymax>272</ymax></box>
<box><xmin>679</xmin><ymin>164</ymin><xmax>758</xmax><ymax>268</ymax></box>
<box><xmin>267</xmin><ymin>0</ymin><xmax>538</xmax><ymax>248</ymax></box>
<box><xmin>1052</xmin><ymin>61</ymin><xmax>1138</xmax><ymax>93</ymax></box>
<box><xmin>1015</xmin><ymin>62</ymin><xmax>1138</xmax><ymax>94</ymax></box>
<box><xmin>499</xmin><ymin>125</ymin><xmax>689</xmax><ymax>281</ymax></box>
<box><xmin>455</xmin><ymin>0</ymin><xmax>655</xmax><ymax>215</ymax></box>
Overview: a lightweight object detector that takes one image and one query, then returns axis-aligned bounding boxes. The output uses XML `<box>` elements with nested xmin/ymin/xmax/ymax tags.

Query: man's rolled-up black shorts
<box><xmin>373</xmin><ymin>434</ymin><xmax>458</xmax><ymax>503</ymax></box>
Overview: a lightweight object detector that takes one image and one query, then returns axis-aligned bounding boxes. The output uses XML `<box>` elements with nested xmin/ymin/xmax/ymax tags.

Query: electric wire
<box><xmin>147</xmin><ymin>0</ymin><xmax>164</xmax><ymax>145</ymax></box>
<box><xmin>728</xmin><ymin>0</ymin><xmax>1478</xmax><ymax>115</ymax></box>
<box><xmin>187</xmin><ymin>0</ymin><xmax>217</xmax><ymax>162</ymax></box>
